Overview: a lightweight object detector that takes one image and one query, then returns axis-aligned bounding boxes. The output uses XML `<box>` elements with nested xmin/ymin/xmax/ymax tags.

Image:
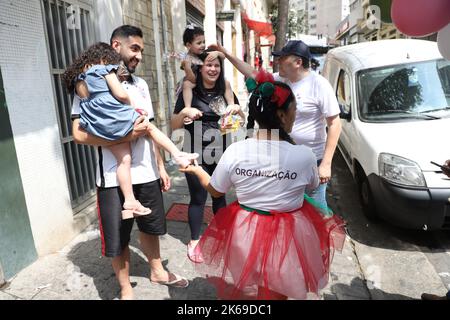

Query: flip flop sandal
<box><xmin>151</xmin><ymin>273</ymin><xmax>189</xmax><ymax>288</ymax></box>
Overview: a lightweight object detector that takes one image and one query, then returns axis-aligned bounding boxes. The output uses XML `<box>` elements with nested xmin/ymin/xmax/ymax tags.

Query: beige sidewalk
<box><xmin>0</xmin><ymin>164</ymin><xmax>369</xmax><ymax>300</ymax></box>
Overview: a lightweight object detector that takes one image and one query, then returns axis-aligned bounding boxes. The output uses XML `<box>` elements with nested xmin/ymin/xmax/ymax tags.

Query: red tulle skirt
<box><xmin>193</xmin><ymin>200</ymin><xmax>346</xmax><ymax>300</ymax></box>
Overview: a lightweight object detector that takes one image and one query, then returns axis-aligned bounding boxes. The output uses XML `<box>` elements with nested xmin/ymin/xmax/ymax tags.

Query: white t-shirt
<box><xmin>71</xmin><ymin>75</ymin><xmax>159</xmax><ymax>188</ymax></box>
<box><xmin>274</xmin><ymin>72</ymin><xmax>340</xmax><ymax>159</ymax></box>
<box><xmin>210</xmin><ymin>139</ymin><xmax>319</xmax><ymax>212</ymax></box>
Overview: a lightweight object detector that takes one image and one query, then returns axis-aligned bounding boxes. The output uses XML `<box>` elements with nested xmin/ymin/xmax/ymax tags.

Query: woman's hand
<box><xmin>179</xmin><ymin>161</ymin><xmax>200</xmax><ymax>175</ymax></box>
<box><xmin>221</xmin><ymin>104</ymin><xmax>245</xmax><ymax>130</ymax></box>
<box><xmin>182</xmin><ymin>107</ymin><xmax>203</xmax><ymax>121</ymax></box>
<box><xmin>172</xmin><ymin>107</ymin><xmax>202</xmax><ymax>130</ymax></box>
<box><xmin>207</xmin><ymin>43</ymin><xmax>225</xmax><ymax>54</ymax></box>
<box><xmin>173</xmin><ymin>152</ymin><xmax>199</xmax><ymax>169</ymax></box>
<box><xmin>205</xmin><ymin>51</ymin><xmax>225</xmax><ymax>63</ymax></box>
<box><xmin>225</xmin><ymin>104</ymin><xmax>241</xmax><ymax>116</ymax></box>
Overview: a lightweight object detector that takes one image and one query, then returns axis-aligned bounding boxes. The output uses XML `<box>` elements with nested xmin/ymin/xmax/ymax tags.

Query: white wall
<box><xmin>0</xmin><ymin>0</ymin><xmax>76</xmax><ymax>255</ymax></box>
<box><xmin>308</xmin><ymin>0</ymin><xmax>318</xmax><ymax>35</ymax></box>
<box><xmin>94</xmin><ymin>0</ymin><xmax>123</xmax><ymax>43</ymax></box>
<box><xmin>316</xmin><ymin>0</ymin><xmax>344</xmax><ymax>39</ymax></box>
<box><xmin>204</xmin><ymin>1</ymin><xmax>217</xmax><ymax>46</ymax></box>
<box><xmin>234</xmin><ymin>4</ymin><xmax>245</xmax><ymax>95</ymax></box>
<box><xmin>223</xmin><ymin>0</ymin><xmax>234</xmax><ymax>90</ymax></box>
<box><xmin>349</xmin><ymin>0</ymin><xmax>364</xmax><ymax>33</ymax></box>
<box><xmin>171</xmin><ymin>0</ymin><xmax>187</xmax><ymax>83</ymax></box>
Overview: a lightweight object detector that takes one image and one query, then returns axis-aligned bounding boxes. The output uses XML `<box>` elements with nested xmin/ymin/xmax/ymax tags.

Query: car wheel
<box><xmin>356</xmin><ymin>167</ymin><xmax>378</xmax><ymax>221</ymax></box>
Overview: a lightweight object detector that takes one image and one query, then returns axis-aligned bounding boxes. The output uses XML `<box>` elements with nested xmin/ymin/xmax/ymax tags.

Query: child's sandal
<box><xmin>122</xmin><ymin>200</ymin><xmax>151</xmax><ymax>220</ymax></box>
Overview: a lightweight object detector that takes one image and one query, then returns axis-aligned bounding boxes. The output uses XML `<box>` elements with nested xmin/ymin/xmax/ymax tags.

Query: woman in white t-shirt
<box><xmin>181</xmin><ymin>71</ymin><xmax>345</xmax><ymax>300</ymax></box>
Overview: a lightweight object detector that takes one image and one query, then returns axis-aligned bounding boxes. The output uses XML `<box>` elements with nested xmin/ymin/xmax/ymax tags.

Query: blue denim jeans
<box><xmin>307</xmin><ymin>181</ymin><xmax>328</xmax><ymax>208</ymax></box>
<box><xmin>306</xmin><ymin>159</ymin><xmax>329</xmax><ymax>214</ymax></box>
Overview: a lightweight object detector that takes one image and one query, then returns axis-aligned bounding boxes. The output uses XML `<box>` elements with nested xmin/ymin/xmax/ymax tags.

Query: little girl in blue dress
<box><xmin>64</xmin><ymin>42</ymin><xmax>196</xmax><ymax>219</ymax></box>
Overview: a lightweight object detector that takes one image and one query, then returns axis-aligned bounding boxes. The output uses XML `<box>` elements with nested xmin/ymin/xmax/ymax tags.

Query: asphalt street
<box><xmin>329</xmin><ymin>151</ymin><xmax>450</xmax><ymax>299</ymax></box>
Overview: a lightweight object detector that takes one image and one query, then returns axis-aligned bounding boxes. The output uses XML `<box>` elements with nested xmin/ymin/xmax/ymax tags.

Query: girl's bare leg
<box><xmin>182</xmin><ymin>80</ymin><xmax>196</xmax><ymax>109</ymax></box>
<box><xmin>182</xmin><ymin>81</ymin><xmax>196</xmax><ymax>124</ymax></box>
<box><xmin>145</xmin><ymin>123</ymin><xmax>197</xmax><ymax>168</ymax></box>
<box><xmin>109</xmin><ymin>142</ymin><xmax>151</xmax><ymax>218</ymax></box>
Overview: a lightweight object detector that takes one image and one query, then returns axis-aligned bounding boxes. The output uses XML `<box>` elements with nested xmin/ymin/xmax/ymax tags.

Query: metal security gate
<box><xmin>41</xmin><ymin>0</ymin><xmax>97</xmax><ymax>210</ymax></box>
<box><xmin>186</xmin><ymin>2</ymin><xmax>204</xmax><ymax>28</ymax></box>
<box><xmin>185</xmin><ymin>1</ymin><xmax>223</xmax><ymax>45</ymax></box>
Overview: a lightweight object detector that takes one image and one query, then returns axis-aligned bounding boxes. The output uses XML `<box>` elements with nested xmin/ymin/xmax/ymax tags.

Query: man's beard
<box><xmin>126</xmin><ymin>65</ymin><xmax>136</xmax><ymax>74</ymax></box>
<box><xmin>125</xmin><ymin>58</ymin><xmax>139</xmax><ymax>74</ymax></box>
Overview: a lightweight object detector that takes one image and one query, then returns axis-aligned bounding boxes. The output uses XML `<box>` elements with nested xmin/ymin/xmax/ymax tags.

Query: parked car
<box><xmin>322</xmin><ymin>39</ymin><xmax>450</xmax><ymax>230</ymax></box>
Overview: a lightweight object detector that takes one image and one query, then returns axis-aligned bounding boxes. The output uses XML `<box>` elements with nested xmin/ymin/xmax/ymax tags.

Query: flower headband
<box><xmin>186</xmin><ymin>23</ymin><xmax>195</xmax><ymax>30</ymax></box>
<box><xmin>245</xmin><ymin>69</ymin><xmax>291</xmax><ymax>108</ymax></box>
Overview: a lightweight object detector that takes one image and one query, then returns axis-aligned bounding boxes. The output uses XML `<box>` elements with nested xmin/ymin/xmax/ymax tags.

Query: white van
<box><xmin>322</xmin><ymin>39</ymin><xmax>450</xmax><ymax>230</ymax></box>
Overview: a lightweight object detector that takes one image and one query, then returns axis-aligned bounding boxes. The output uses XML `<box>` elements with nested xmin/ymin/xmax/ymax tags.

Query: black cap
<box><xmin>272</xmin><ymin>40</ymin><xmax>311</xmax><ymax>60</ymax></box>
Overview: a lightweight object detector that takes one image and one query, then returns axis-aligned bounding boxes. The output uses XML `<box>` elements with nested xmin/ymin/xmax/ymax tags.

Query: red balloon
<box><xmin>391</xmin><ymin>0</ymin><xmax>450</xmax><ymax>36</ymax></box>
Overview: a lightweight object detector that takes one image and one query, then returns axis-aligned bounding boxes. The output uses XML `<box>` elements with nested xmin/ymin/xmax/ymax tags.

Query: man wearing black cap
<box><xmin>209</xmin><ymin>40</ymin><xmax>342</xmax><ymax>211</ymax></box>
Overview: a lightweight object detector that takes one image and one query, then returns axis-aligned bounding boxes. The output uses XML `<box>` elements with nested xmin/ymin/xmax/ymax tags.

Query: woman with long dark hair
<box><xmin>172</xmin><ymin>54</ymin><xmax>242</xmax><ymax>263</ymax></box>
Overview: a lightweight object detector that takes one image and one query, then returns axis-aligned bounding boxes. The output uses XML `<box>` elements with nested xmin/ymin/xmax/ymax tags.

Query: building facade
<box><xmin>293</xmin><ymin>0</ymin><xmax>317</xmax><ymax>36</ymax></box>
<box><xmin>0</xmin><ymin>0</ymin><xmax>273</xmax><ymax>283</ymax></box>
<box><xmin>292</xmin><ymin>0</ymin><xmax>349</xmax><ymax>45</ymax></box>
<box><xmin>0</xmin><ymin>0</ymin><xmax>183</xmax><ymax>283</ymax></box>
<box><xmin>316</xmin><ymin>0</ymin><xmax>349</xmax><ymax>44</ymax></box>
<box><xmin>336</xmin><ymin>0</ymin><xmax>412</xmax><ymax>45</ymax></box>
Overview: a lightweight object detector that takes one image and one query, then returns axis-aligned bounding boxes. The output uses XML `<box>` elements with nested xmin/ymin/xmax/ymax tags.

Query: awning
<box><xmin>242</xmin><ymin>13</ymin><xmax>273</xmax><ymax>37</ymax></box>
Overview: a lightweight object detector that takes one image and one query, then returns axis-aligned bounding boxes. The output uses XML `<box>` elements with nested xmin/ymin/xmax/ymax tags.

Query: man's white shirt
<box><xmin>71</xmin><ymin>75</ymin><xmax>159</xmax><ymax>188</ymax></box>
<box><xmin>274</xmin><ymin>72</ymin><xmax>340</xmax><ymax>160</ymax></box>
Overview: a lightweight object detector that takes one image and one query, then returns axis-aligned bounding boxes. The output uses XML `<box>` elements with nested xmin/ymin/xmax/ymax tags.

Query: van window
<box><xmin>337</xmin><ymin>70</ymin><xmax>351</xmax><ymax>113</ymax></box>
<box><xmin>357</xmin><ymin>59</ymin><xmax>450</xmax><ymax>122</ymax></box>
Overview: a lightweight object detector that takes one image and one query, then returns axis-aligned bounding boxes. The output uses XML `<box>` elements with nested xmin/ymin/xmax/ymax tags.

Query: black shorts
<box><xmin>96</xmin><ymin>180</ymin><xmax>166</xmax><ymax>257</ymax></box>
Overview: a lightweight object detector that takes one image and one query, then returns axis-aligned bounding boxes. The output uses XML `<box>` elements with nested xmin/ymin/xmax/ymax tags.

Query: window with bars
<box><xmin>41</xmin><ymin>0</ymin><xmax>97</xmax><ymax>210</ymax></box>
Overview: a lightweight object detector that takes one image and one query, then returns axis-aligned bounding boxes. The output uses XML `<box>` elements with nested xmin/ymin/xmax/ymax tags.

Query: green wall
<box><xmin>0</xmin><ymin>67</ymin><xmax>37</xmax><ymax>280</ymax></box>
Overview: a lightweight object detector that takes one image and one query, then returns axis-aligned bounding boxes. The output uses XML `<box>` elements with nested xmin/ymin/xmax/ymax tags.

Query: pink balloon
<box><xmin>438</xmin><ymin>24</ymin><xmax>450</xmax><ymax>60</ymax></box>
<box><xmin>391</xmin><ymin>0</ymin><xmax>450</xmax><ymax>37</ymax></box>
